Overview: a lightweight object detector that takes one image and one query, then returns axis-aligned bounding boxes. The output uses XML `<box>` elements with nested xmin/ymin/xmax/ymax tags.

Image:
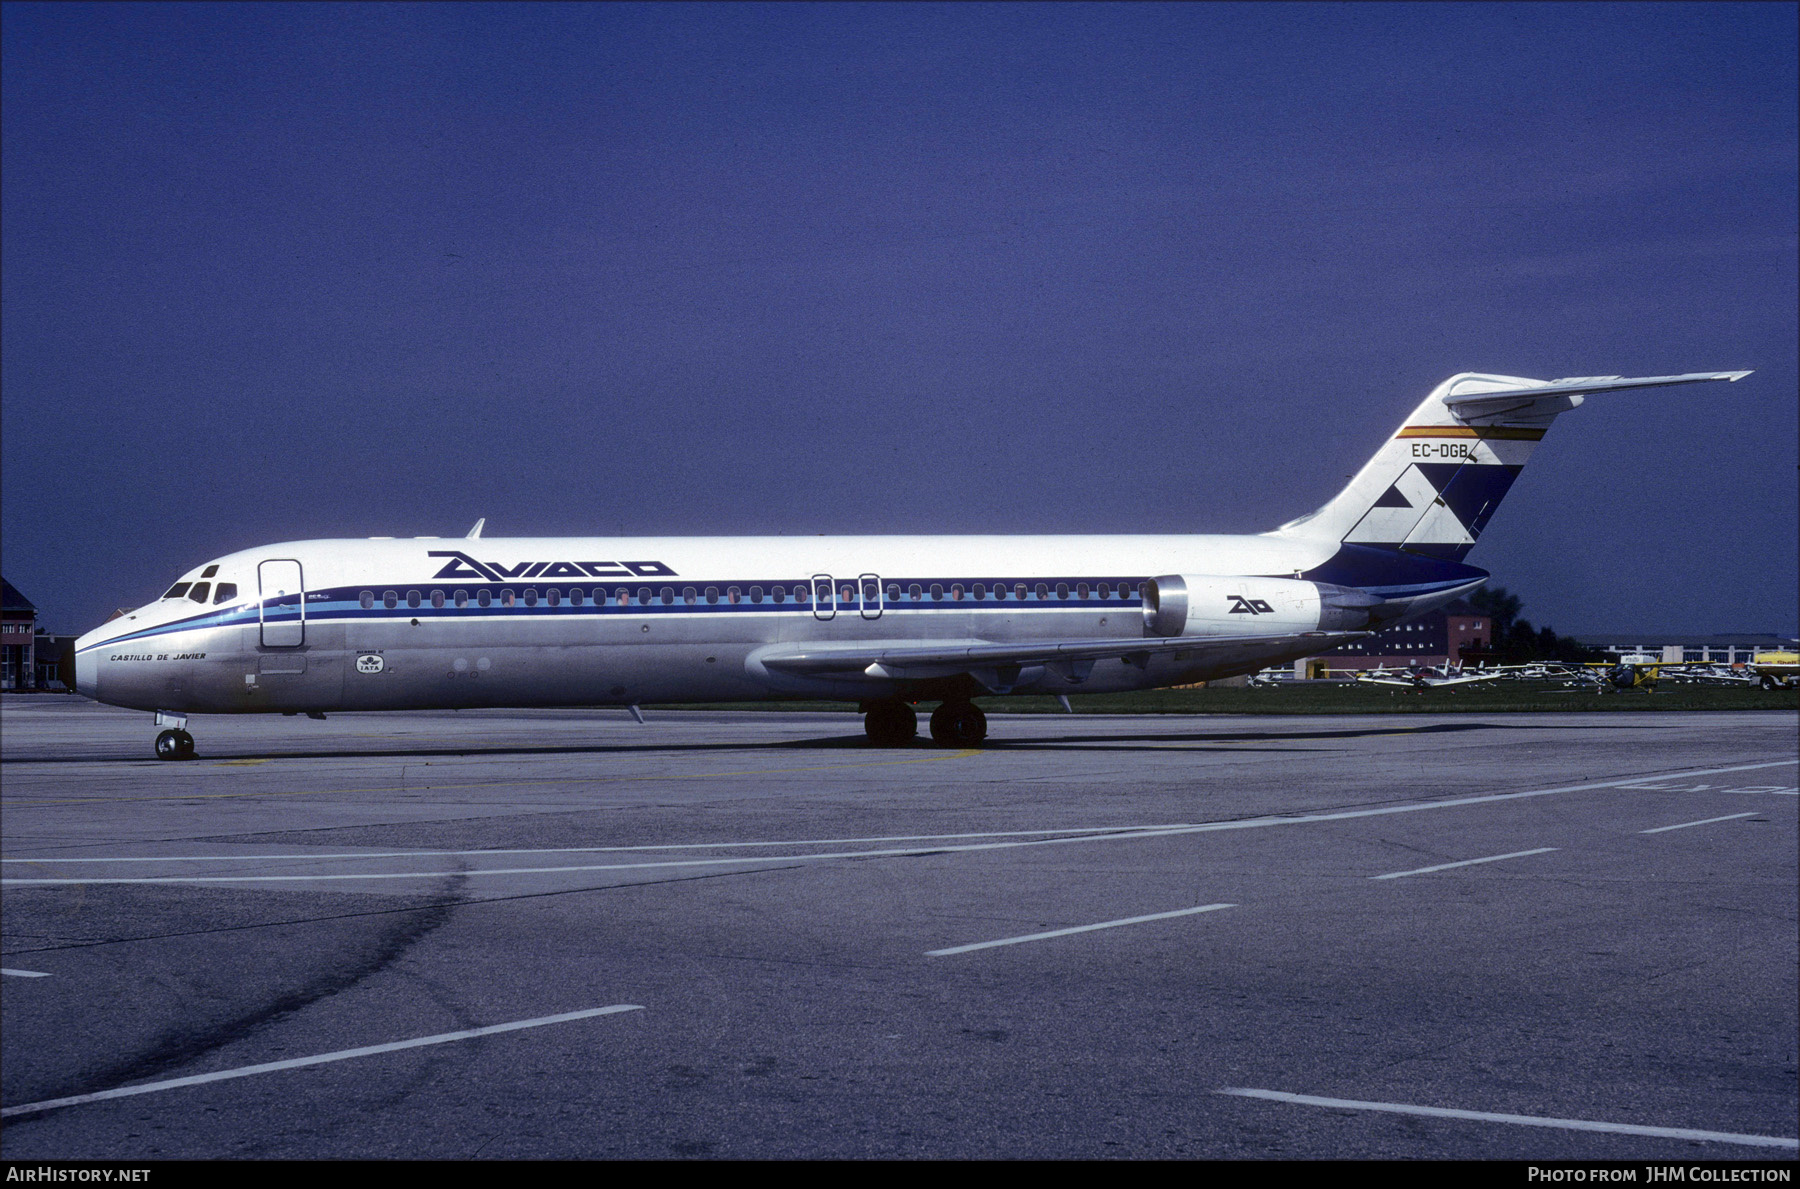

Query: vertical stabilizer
<box><xmin>1270</xmin><ymin>370</ymin><xmax>1749</xmax><ymax>561</ymax></box>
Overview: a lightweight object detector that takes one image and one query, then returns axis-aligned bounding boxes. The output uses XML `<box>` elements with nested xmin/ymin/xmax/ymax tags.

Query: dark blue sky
<box><xmin>4</xmin><ymin>2</ymin><xmax>1795</xmax><ymax>636</ymax></box>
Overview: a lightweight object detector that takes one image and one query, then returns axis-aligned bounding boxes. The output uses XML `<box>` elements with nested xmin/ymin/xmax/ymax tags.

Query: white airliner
<box><xmin>74</xmin><ymin>370</ymin><xmax>1750</xmax><ymax>759</ymax></box>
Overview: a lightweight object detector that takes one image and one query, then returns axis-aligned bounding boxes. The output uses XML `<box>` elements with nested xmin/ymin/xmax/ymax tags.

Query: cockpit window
<box><xmin>213</xmin><ymin>583</ymin><xmax>237</xmax><ymax>604</ymax></box>
<box><xmin>164</xmin><ymin>583</ymin><xmax>192</xmax><ymax>600</ymax></box>
<box><xmin>201</xmin><ymin>565</ymin><xmax>219</xmax><ymax>579</ymax></box>
<box><xmin>188</xmin><ymin>582</ymin><xmax>211</xmax><ymax>603</ymax></box>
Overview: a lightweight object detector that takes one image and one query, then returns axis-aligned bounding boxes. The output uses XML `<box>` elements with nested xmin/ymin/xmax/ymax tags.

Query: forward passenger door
<box><xmin>258</xmin><ymin>559</ymin><xmax>305</xmax><ymax>647</ymax></box>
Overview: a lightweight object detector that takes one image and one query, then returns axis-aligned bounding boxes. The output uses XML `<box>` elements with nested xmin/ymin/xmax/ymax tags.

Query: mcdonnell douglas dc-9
<box><xmin>74</xmin><ymin>370</ymin><xmax>1750</xmax><ymax>759</ymax></box>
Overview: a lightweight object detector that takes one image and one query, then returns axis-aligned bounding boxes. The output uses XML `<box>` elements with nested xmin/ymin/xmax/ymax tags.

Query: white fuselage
<box><xmin>75</xmin><ymin>530</ymin><xmax>1448</xmax><ymax>714</ymax></box>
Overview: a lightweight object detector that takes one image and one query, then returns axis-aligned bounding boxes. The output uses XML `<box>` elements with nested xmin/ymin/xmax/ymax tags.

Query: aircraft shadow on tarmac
<box><xmin>4</xmin><ymin>717</ymin><xmax>1679</xmax><ymax>765</ymax></box>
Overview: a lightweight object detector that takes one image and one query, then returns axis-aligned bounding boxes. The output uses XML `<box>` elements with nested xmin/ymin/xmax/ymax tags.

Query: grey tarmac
<box><xmin>1</xmin><ymin>695</ymin><xmax>1795</xmax><ymax>1159</ymax></box>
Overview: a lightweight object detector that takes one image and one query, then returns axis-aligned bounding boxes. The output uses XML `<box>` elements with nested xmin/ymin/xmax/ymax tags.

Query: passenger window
<box><xmin>164</xmin><ymin>583</ymin><xmax>191</xmax><ymax>600</ymax></box>
<box><xmin>770</xmin><ymin>586</ymin><xmax>783</xmax><ymax>603</ymax></box>
<box><xmin>972</xmin><ymin>584</ymin><xmax>986</xmax><ymax>600</ymax></box>
<box><xmin>360</xmin><ymin>591</ymin><xmax>374</xmax><ymax>609</ymax></box>
<box><xmin>188</xmin><ymin>582</ymin><xmax>211</xmax><ymax>603</ymax></box>
<box><xmin>1035</xmin><ymin>583</ymin><xmax>1049</xmax><ymax>600</ymax></box>
<box><xmin>1056</xmin><ymin>583</ymin><xmax>1070</xmax><ymax>600</ymax></box>
<box><xmin>1098</xmin><ymin>582</ymin><xmax>1111</xmax><ymax>599</ymax></box>
<box><xmin>909</xmin><ymin>584</ymin><xmax>922</xmax><ymax>601</ymax></box>
<box><xmin>727</xmin><ymin>586</ymin><xmax>741</xmax><ymax>604</ymax></box>
<box><xmin>454</xmin><ymin>590</ymin><xmax>469</xmax><ymax>608</ymax></box>
<box><xmin>523</xmin><ymin>588</ymin><xmax>538</xmax><ymax>606</ymax></box>
<box><xmin>705</xmin><ymin>587</ymin><xmax>719</xmax><ymax>605</ymax></box>
<box><xmin>1015</xmin><ymin>584</ymin><xmax>1027</xmax><ymax>600</ymax></box>
<box><xmin>951</xmin><ymin>584</ymin><xmax>964</xmax><ymax>601</ymax></box>
<box><xmin>567</xmin><ymin>588</ymin><xmax>581</xmax><ymax>606</ymax></box>
<box><xmin>477</xmin><ymin>590</ymin><xmax>492</xmax><ymax>608</ymax></box>
<box><xmin>201</xmin><ymin>565</ymin><xmax>219</xmax><ymax>579</ymax></box>
<box><xmin>1077</xmin><ymin>583</ymin><xmax>1089</xmax><ymax>600</ymax></box>
<box><xmin>213</xmin><ymin>583</ymin><xmax>237</xmax><ymax>604</ymax></box>
<box><xmin>886</xmin><ymin>584</ymin><xmax>900</xmax><ymax>601</ymax></box>
<box><xmin>546</xmin><ymin>589</ymin><xmax>560</xmax><ymax>607</ymax></box>
<box><xmin>682</xmin><ymin>587</ymin><xmax>697</xmax><ymax>605</ymax></box>
<box><xmin>407</xmin><ymin>590</ymin><xmax>421</xmax><ymax>608</ymax></box>
<box><xmin>659</xmin><ymin>587</ymin><xmax>674</xmax><ymax>605</ymax></box>
<box><xmin>750</xmin><ymin>586</ymin><xmax>764</xmax><ymax>604</ymax></box>
<box><xmin>795</xmin><ymin>586</ymin><xmax>809</xmax><ymax>604</ymax></box>
<box><xmin>991</xmin><ymin>584</ymin><xmax>1004</xmax><ymax>601</ymax></box>
<box><xmin>383</xmin><ymin>591</ymin><xmax>398</xmax><ymax>609</ymax></box>
<box><xmin>930</xmin><ymin>584</ymin><xmax>944</xmax><ymax>601</ymax></box>
<box><xmin>616</xmin><ymin>588</ymin><xmax>629</xmax><ymax>606</ymax></box>
<box><xmin>637</xmin><ymin>587</ymin><xmax>652</xmax><ymax>605</ymax></box>
<box><xmin>431</xmin><ymin>590</ymin><xmax>445</xmax><ymax>608</ymax></box>
<box><xmin>501</xmin><ymin>589</ymin><xmax>515</xmax><ymax>607</ymax></box>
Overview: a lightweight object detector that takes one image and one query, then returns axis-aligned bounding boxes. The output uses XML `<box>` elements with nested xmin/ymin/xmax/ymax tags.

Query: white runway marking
<box><xmin>5</xmin><ymin>760</ymin><xmax>1791</xmax><ymax>888</ymax></box>
<box><xmin>1370</xmin><ymin>847</ymin><xmax>1558</xmax><ymax>880</ymax></box>
<box><xmin>1218</xmin><ymin>1087</ymin><xmax>1799</xmax><ymax>1149</ymax></box>
<box><xmin>1</xmin><ymin>968</ymin><xmax>51</xmax><ymax>978</ymax></box>
<box><xmin>927</xmin><ymin>904</ymin><xmax>1235</xmax><ymax>956</ymax></box>
<box><xmin>0</xmin><ymin>1004</ymin><xmax>644</xmax><ymax>1119</ymax></box>
<box><xmin>1640</xmin><ymin>811</ymin><xmax>1760</xmax><ymax>834</ymax></box>
<box><xmin>0</xmin><ymin>824</ymin><xmax>1194</xmax><ymax>865</ymax></box>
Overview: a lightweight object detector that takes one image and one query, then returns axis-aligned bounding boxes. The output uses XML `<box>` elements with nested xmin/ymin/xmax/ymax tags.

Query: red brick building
<box><xmin>1318</xmin><ymin>598</ymin><xmax>1491</xmax><ymax>671</ymax></box>
<box><xmin>2</xmin><ymin>578</ymin><xmax>36</xmax><ymax>691</ymax></box>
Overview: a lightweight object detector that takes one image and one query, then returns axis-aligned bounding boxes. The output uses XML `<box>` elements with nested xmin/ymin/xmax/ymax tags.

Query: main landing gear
<box><xmin>862</xmin><ymin>700</ymin><xmax>918</xmax><ymax>747</ymax></box>
<box><xmin>860</xmin><ymin>699</ymin><xmax>989</xmax><ymax>748</ymax></box>
<box><xmin>929</xmin><ymin>701</ymin><xmax>987</xmax><ymax>747</ymax></box>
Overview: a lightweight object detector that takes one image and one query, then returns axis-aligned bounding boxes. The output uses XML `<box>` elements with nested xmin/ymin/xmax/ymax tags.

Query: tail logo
<box><xmin>1228</xmin><ymin>596</ymin><xmax>1275</xmax><ymax>615</ymax></box>
<box><xmin>1348</xmin><ymin>462</ymin><xmax>1524</xmax><ymax>555</ymax></box>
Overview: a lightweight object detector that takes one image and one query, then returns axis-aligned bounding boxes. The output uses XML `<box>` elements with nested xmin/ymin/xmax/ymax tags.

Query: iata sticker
<box><xmin>356</xmin><ymin>654</ymin><xmax>384</xmax><ymax>674</ymax></box>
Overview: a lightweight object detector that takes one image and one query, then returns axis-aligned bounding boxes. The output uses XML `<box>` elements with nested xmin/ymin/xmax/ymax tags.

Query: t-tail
<box><xmin>1275</xmin><ymin>369</ymin><xmax>1751</xmax><ymax>611</ymax></box>
<box><xmin>1275</xmin><ymin>370</ymin><xmax>1752</xmax><ymax>558</ymax></box>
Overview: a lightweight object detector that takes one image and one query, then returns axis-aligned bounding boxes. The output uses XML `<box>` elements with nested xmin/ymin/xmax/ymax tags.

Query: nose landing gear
<box><xmin>154</xmin><ymin>729</ymin><xmax>196</xmax><ymax>760</ymax></box>
<box><xmin>152</xmin><ymin>711</ymin><xmax>196</xmax><ymax>760</ymax></box>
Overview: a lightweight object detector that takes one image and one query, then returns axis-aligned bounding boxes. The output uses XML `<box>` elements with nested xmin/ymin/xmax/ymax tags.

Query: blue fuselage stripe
<box><xmin>81</xmin><ymin>578</ymin><xmax>1154</xmax><ymax>651</ymax></box>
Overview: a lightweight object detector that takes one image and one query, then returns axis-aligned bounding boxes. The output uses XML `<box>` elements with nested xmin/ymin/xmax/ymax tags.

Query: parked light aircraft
<box><xmin>1564</xmin><ymin>656</ymin><xmax>1789</xmax><ymax>693</ymax></box>
<box><xmin>1352</xmin><ymin>664</ymin><xmax>1508</xmax><ymax>691</ymax></box>
<box><xmin>73</xmin><ymin>370</ymin><xmax>1751</xmax><ymax>759</ymax></box>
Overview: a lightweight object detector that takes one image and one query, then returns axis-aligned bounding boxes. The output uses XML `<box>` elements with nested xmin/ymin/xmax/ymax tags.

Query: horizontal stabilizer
<box><xmin>1442</xmin><ymin>371</ymin><xmax>1751</xmax><ymax>418</ymax></box>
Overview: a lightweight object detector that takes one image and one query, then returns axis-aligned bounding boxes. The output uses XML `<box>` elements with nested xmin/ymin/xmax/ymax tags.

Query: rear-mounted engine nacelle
<box><xmin>1142</xmin><ymin>575</ymin><xmax>1383</xmax><ymax>637</ymax></box>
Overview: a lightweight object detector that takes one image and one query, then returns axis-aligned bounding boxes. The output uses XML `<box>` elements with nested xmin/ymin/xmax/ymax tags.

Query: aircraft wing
<box><xmin>1353</xmin><ymin>675</ymin><xmax>1425</xmax><ymax>688</ymax></box>
<box><xmin>758</xmin><ymin>631</ymin><xmax>1368</xmax><ymax>684</ymax></box>
<box><xmin>1353</xmin><ymin>670</ymin><xmax>1506</xmax><ymax>689</ymax></box>
<box><xmin>1422</xmin><ymin>672</ymin><xmax>1507</xmax><ymax>687</ymax></box>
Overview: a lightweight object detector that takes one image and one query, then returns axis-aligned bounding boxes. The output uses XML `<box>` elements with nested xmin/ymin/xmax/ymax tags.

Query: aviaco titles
<box><xmin>74</xmin><ymin>370</ymin><xmax>1751</xmax><ymax>758</ymax></box>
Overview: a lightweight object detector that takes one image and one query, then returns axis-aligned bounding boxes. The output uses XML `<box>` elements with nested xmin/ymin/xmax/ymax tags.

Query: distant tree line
<box><xmin>1465</xmin><ymin>586</ymin><xmax>1609</xmax><ymax>664</ymax></box>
